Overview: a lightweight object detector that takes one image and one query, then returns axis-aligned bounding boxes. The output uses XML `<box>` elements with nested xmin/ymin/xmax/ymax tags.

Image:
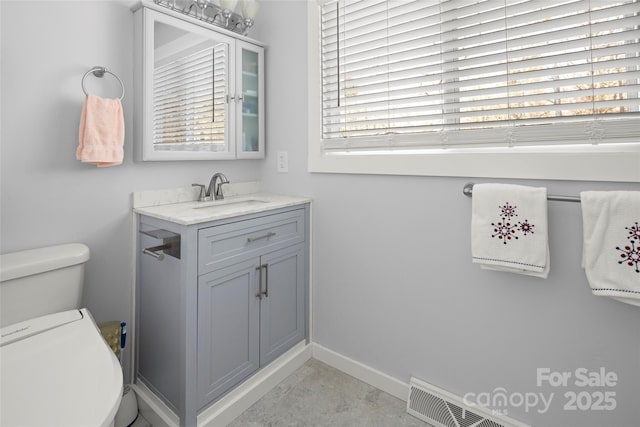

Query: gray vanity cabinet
<box><xmin>197</xmin><ymin>243</ymin><xmax>304</xmax><ymax>407</ymax></box>
<box><xmin>195</xmin><ymin>209</ymin><xmax>305</xmax><ymax>407</ymax></box>
<box><xmin>137</xmin><ymin>204</ymin><xmax>309</xmax><ymax>426</ymax></box>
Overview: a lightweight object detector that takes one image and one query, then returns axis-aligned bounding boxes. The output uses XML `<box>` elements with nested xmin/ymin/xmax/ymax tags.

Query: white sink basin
<box><xmin>192</xmin><ymin>198</ymin><xmax>269</xmax><ymax>210</ymax></box>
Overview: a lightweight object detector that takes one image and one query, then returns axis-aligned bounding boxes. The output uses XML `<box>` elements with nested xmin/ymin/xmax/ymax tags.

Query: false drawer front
<box><xmin>198</xmin><ymin>209</ymin><xmax>305</xmax><ymax>274</ymax></box>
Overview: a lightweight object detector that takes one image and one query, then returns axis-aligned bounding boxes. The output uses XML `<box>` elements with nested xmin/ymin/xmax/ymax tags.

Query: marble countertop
<box><xmin>133</xmin><ymin>193</ymin><xmax>311</xmax><ymax>225</ymax></box>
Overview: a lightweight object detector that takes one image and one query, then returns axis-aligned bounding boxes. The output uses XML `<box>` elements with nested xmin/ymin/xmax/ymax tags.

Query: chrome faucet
<box><xmin>208</xmin><ymin>172</ymin><xmax>229</xmax><ymax>200</ymax></box>
<box><xmin>192</xmin><ymin>173</ymin><xmax>230</xmax><ymax>201</ymax></box>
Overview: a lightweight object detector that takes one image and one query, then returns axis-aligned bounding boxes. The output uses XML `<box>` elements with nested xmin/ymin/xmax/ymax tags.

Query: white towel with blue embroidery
<box><xmin>581</xmin><ymin>191</ymin><xmax>640</xmax><ymax>307</ymax></box>
<box><xmin>471</xmin><ymin>183</ymin><xmax>550</xmax><ymax>278</ymax></box>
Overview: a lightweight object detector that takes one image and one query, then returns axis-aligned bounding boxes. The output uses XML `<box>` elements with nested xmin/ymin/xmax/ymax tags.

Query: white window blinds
<box><xmin>154</xmin><ymin>41</ymin><xmax>227</xmax><ymax>150</ymax></box>
<box><xmin>320</xmin><ymin>0</ymin><xmax>640</xmax><ymax>151</ymax></box>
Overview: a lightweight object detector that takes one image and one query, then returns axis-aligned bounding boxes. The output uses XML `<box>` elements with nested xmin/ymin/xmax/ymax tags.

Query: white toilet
<box><xmin>0</xmin><ymin>243</ymin><xmax>123</xmax><ymax>427</ymax></box>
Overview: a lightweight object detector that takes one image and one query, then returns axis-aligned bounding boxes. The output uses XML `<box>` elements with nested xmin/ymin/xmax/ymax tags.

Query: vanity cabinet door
<box><xmin>259</xmin><ymin>244</ymin><xmax>305</xmax><ymax>366</ymax></box>
<box><xmin>235</xmin><ymin>41</ymin><xmax>264</xmax><ymax>159</ymax></box>
<box><xmin>196</xmin><ymin>243</ymin><xmax>305</xmax><ymax>408</ymax></box>
<box><xmin>197</xmin><ymin>258</ymin><xmax>260</xmax><ymax>408</ymax></box>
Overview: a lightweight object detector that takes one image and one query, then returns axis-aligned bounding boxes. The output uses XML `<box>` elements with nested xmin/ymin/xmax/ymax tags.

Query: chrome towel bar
<box><xmin>140</xmin><ymin>228</ymin><xmax>181</xmax><ymax>260</ymax></box>
<box><xmin>463</xmin><ymin>182</ymin><xmax>581</xmax><ymax>203</ymax></box>
<box><xmin>143</xmin><ymin>244</ymin><xmax>169</xmax><ymax>261</ymax></box>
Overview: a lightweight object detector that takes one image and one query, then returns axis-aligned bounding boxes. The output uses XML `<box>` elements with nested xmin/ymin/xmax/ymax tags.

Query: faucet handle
<box><xmin>215</xmin><ymin>182</ymin><xmax>227</xmax><ymax>199</ymax></box>
<box><xmin>191</xmin><ymin>183</ymin><xmax>210</xmax><ymax>202</ymax></box>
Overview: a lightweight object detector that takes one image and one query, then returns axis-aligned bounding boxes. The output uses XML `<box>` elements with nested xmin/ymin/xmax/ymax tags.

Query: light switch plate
<box><xmin>277</xmin><ymin>151</ymin><xmax>288</xmax><ymax>173</ymax></box>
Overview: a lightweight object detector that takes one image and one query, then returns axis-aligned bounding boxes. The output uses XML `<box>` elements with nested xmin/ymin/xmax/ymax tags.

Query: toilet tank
<box><xmin>0</xmin><ymin>243</ymin><xmax>90</xmax><ymax>327</ymax></box>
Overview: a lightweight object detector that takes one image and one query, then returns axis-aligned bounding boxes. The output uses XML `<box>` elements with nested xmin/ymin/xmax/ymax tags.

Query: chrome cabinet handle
<box><xmin>255</xmin><ymin>265</ymin><xmax>263</xmax><ymax>299</ymax></box>
<box><xmin>263</xmin><ymin>264</ymin><xmax>269</xmax><ymax>298</ymax></box>
<box><xmin>247</xmin><ymin>232</ymin><xmax>276</xmax><ymax>243</ymax></box>
<box><xmin>255</xmin><ymin>264</ymin><xmax>268</xmax><ymax>299</ymax></box>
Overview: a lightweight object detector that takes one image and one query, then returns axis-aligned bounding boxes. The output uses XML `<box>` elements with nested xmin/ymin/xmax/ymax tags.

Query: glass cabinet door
<box><xmin>236</xmin><ymin>41</ymin><xmax>264</xmax><ymax>158</ymax></box>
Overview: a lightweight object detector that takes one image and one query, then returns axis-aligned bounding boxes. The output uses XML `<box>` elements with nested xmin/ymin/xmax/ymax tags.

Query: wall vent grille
<box><xmin>407</xmin><ymin>377</ymin><xmax>529</xmax><ymax>427</ymax></box>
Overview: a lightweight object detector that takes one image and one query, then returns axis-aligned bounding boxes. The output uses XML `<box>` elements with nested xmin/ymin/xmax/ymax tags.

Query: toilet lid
<box><xmin>1</xmin><ymin>309</ymin><xmax>123</xmax><ymax>427</ymax></box>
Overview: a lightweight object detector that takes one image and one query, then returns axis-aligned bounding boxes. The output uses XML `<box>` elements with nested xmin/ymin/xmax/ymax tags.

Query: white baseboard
<box><xmin>311</xmin><ymin>343</ymin><xmax>409</xmax><ymax>401</ymax></box>
<box><xmin>132</xmin><ymin>342</ymin><xmax>410</xmax><ymax>426</ymax></box>
<box><xmin>131</xmin><ymin>381</ymin><xmax>178</xmax><ymax>427</ymax></box>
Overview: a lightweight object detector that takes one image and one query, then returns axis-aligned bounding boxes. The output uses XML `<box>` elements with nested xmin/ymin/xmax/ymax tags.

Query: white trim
<box><xmin>131</xmin><ymin>382</ymin><xmax>178</xmax><ymax>427</ymax></box>
<box><xmin>128</xmin><ymin>211</ymin><xmax>137</xmax><ymax>385</ymax></box>
<box><xmin>312</xmin><ymin>343</ymin><xmax>410</xmax><ymax>401</ymax></box>
<box><xmin>306</xmin><ymin>2</ymin><xmax>640</xmax><ymax>182</ymax></box>
<box><xmin>308</xmin><ymin>204</ymin><xmax>314</xmax><ymax>344</ymax></box>
<box><xmin>308</xmin><ymin>148</ymin><xmax>640</xmax><ymax>182</ymax></box>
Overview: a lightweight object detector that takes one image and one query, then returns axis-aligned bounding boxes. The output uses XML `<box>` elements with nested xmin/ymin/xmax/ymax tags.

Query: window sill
<box><xmin>307</xmin><ymin>145</ymin><xmax>640</xmax><ymax>182</ymax></box>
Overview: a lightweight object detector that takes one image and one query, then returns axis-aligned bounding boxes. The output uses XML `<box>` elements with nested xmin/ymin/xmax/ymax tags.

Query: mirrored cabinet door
<box><xmin>135</xmin><ymin>7</ymin><xmax>265</xmax><ymax>161</ymax></box>
<box><xmin>153</xmin><ymin>18</ymin><xmax>234</xmax><ymax>159</ymax></box>
<box><xmin>236</xmin><ymin>41</ymin><xmax>264</xmax><ymax>159</ymax></box>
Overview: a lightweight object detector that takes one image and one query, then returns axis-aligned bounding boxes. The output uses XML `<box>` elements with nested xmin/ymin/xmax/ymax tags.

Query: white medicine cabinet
<box><xmin>134</xmin><ymin>4</ymin><xmax>265</xmax><ymax>161</ymax></box>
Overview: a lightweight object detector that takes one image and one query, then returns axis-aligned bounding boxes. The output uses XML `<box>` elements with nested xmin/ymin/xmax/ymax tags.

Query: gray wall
<box><xmin>0</xmin><ymin>1</ymin><xmax>261</xmax><ymax>381</ymax></box>
<box><xmin>253</xmin><ymin>1</ymin><xmax>640</xmax><ymax>427</ymax></box>
<box><xmin>1</xmin><ymin>1</ymin><xmax>639</xmax><ymax>426</ymax></box>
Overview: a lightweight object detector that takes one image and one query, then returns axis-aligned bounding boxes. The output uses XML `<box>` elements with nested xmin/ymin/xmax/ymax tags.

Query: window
<box><xmin>307</xmin><ymin>0</ymin><xmax>640</xmax><ymax>181</ymax></box>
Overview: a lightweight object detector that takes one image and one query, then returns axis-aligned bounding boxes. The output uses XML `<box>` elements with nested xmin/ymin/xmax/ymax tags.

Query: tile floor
<box><xmin>227</xmin><ymin>359</ymin><xmax>429</xmax><ymax>427</ymax></box>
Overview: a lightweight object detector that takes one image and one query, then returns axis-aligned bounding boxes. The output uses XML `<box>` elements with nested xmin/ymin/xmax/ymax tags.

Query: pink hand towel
<box><xmin>77</xmin><ymin>95</ymin><xmax>124</xmax><ymax>167</ymax></box>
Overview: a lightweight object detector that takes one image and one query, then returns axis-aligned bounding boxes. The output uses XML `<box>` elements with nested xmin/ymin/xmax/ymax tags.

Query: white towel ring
<box><xmin>81</xmin><ymin>66</ymin><xmax>125</xmax><ymax>101</ymax></box>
